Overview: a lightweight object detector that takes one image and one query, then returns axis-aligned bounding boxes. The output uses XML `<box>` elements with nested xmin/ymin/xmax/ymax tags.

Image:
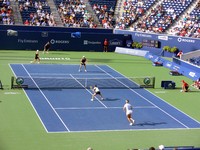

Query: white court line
<box><xmin>21</xmin><ymin>64</ymin><xmax>71</xmax><ymax>132</ymax></box>
<box><xmin>9</xmin><ymin>64</ymin><xmax>48</xmax><ymax>133</ymax></box>
<box><xmin>48</xmin><ymin>127</ymin><xmax>200</xmax><ymax>134</ymax></box>
<box><xmin>55</xmin><ymin>106</ymin><xmax>156</xmax><ymax>110</ymax></box>
<box><xmin>30</xmin><ymin>73</ymin><xmax>109</xmax><ymax>76</ymax></box>
<box><xmin>95</xmin><ymin>65</ymin><xmax>190</xmax><ymax>129</ymax></box>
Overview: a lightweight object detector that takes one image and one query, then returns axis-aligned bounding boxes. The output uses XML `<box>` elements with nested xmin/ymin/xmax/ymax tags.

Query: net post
<box><xmin>85</xmin><ymin>78</ymin><xmax>87</xmax><ymax>88</ymax></box>
<box><xmin>11</xmin><ymin>76</ymin><xmax>14</xmax><ymax>89</ymax></box>
<box><xmin>152</xmin><ymin>77</ymin><xmax>155</xmax><ymax>88</ymax></box>
<box><xmin>0</xmin><ymin>80</ymin><xmax>3</xmax><ymax>90</ymax></box>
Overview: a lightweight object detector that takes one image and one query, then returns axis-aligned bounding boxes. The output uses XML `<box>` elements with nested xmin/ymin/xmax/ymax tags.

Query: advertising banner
<box><xmin>0</xmin><ymin>30</ymin><xmax>131</xmax><ymax>52</ymax></box>
<box><xmin>114</xmin><ymin>29</ymin><xmax>200</xmax><ymax>57</ymax></box>
<box><xmin>145</xmin><ymin>52</ymin><xmax>200</xmax><ymax>81</ymax></box>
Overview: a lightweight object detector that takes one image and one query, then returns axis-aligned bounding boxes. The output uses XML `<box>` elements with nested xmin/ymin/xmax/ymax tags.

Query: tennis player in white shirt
<box><xmin>123</xmin><ymin>99</ymin><xmax>135</xmax><ymax>126</ymax></box>
<box><xmin>91</xmin><ymin>85</ymin><xmax>104</xmax><ymax>101</ymax></box>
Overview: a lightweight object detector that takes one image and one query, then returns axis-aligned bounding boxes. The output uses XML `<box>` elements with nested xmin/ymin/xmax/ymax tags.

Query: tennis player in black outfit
<box><xmin>43</xmin><ymin>41</ymin><xmax>50</xmax><ymax>53</ymax></box>
<box><xmin>79</xmin><ymin>56</ymin><xmax>87</xmax><ymax>72</ymax></box>
<box><xmin>31</xmin><ymin>50</ymin><xmax>40</xmax><ymax>63</ymax></box>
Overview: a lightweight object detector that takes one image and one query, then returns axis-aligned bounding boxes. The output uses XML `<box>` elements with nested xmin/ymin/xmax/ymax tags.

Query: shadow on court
<box><xmin>103</xmin><ymin>98</ymin><xmax>120</xmax><ymax>101</ymax></box>
<box><xmin>136</xmin><ymin>121</ymin><xmax>167</xmax><ymax>126</ymax></box>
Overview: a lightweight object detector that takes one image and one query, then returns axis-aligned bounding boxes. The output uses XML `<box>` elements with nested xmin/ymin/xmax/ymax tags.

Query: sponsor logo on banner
<box><xmin>135</xmin><ymin>33</ymin><xmax>152</xmax><ymax>38</ymax></box>
<box><xmin>7</xmin><ymin>29</ymin><xmax>18</xmax><ymax>36</ymax></box>
<box><xmin>18</xmin><ymin>39</ymin><xmax>38</xmax><ymax>43</ymax></box>
<box><xmin>83</xmin><ymin>40</ymin><xmax>101</xmax><ymax>45</ymax></box>
<box><xmin>148</xmin><ymin>54</ymin><xmax>153</xmax><ymax>59</ymax></box>
<box><xmin>173</xmin><ymin>65</ymin><xmax>180</xmax><ymax>71</ymax></box>
<box><xmin>109</xmin><ymin>39</ymin><xmax>122</xmax><ymax>46</ymax></box>
<box><xmin>189</xmin><ymin>72</ymin><xmax>196</xmax><ymax>77</ymax></box>
<box><xmin>41</xmin><ymin>32</ymin><xmax>48</xmax><ymax>37</ymax></box>
<box><xmin>158</xmin><ymin>35</ymin><xmax>168</xmax><ymax>41</ymax></box>
<box><xmin>50</xmin><ymin>39</ymin><xmax>69</xmax><ymax>44</ymax></box>
<box><xmin>154</xmin><ymin>56</ymin><xmax>160</xmax><ymax>62</ymax></box>
<box><xmin>166</xmin><ymin>62</ymin><xmax>172</xmax><ymax>68</ymax></box>
<box><xmin>177</xmin><ymin>37</ymin><xmax>195</xmax><ymax>43</ymax></box>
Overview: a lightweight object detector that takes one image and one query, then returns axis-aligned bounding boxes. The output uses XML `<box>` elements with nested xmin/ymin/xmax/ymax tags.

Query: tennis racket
<box><xmin>90</xmin><ymin>86</ymin><xmax>93</xmax><ymax>90</ymax></box>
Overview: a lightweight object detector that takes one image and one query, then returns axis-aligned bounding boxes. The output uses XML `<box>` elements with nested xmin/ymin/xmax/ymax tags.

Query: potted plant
<box><xmin>162</xmin><ymin>46</ymin><xmax>171</xmax><ymax>52</ymax></box>
<box><xmin>162</xmin><ymin>46</ymin><xmax>178</xmax><ymax>57</ymax></box>
<box><xmin>135</xmin><ymin>42</ymin><xmax>143</xmax><ymax>49</ymax></box>
<box><xmin>132</xmin><ymin>42</ymin><xmax>143</xmax><ymax>49</ymax></box>
<box><xmin>170</xmin><ymin>46</ymin><xmax>178</xmax><ymax>53</ymax></box>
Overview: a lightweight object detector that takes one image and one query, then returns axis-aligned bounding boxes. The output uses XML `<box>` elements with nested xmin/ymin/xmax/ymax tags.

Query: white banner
<box><xmin>115</xmin><ymin>47</ymin><xmax>148</xmax><ymax>57</ymax></box>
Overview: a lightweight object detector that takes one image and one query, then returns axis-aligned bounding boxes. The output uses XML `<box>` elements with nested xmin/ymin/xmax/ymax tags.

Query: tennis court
<box><xmin>10</xmin><ymin>64</ymin><xmax>200</xmax><ymax>133</ymax></box>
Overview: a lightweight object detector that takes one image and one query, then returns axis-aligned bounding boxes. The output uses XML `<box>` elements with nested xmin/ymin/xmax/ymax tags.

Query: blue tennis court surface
<box><xmin>10</xmin><ymin>64</ymin><xmax>200</xmax><ymax>133</ymax></box>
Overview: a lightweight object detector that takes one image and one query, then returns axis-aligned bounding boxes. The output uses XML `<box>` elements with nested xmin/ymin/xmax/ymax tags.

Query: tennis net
<box><xmin>11</xmin><ymin>76</ymin><xmax>155</xmax><ymax>89</ymax></box>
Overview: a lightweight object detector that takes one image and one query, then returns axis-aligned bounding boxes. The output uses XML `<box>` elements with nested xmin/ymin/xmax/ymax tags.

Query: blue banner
<box><xmin>145</xmin><ymin>52</ymin><xmax>200</xmax><ymax>81</ymax></box>
<box><xmin>114</xmin><ymin>29</ymin><xmax>200</xmax><ymax>57</ymax></box>
<box><xmin>0</xmin><ymin>30</ymin><xmax>131</xmax><ymax>52</ymax></box>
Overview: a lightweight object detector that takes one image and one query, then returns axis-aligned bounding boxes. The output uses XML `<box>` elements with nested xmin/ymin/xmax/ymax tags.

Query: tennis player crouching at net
<box><xmin>91</xmin><ymin>85</ymin><xmax>104</xmax><ymax>101</ymax></box>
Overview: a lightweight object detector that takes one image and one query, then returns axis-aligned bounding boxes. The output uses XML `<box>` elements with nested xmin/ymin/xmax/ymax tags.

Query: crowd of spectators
<box><xmin>57</xmin><ymin>0</ymin><xmax>97</xmax><ymax>28</ymax></box>
<box><xmin>125</xmin><ymin>0</ymin><xmax>193</xmax><ymax>34</ymax></box>
<box><xmin>168</xmin><ymin>1</ymin><xmax>200</xmax><ymax>38</ymax></box>
<box><xmin>91</xmin><ymin>2</ymin><xmax>115</xmax><ymax>29</ymax></box>
<box><xmin>91</xmin><ymin>1</ymin><xmax>115</xmax><ymax>29</ymax></box>
<box><xmin>18</xmin><ymin>0</ymin><xmax>56</xmax><ymax>26</ymax></box>
<box><xmin>0</xmin><ymin>0</ymin><xmax>15</xmax><ymax>25</ymax></box>
<box><xmin>131</xmin><ymin>4</ymin><xmax>166</xmax><ymax>33</ymax></box>
<box><xmin>115</xmin><ymin>0</ymin><xmax>156</xmax><ymax>30</ymax></box>
<box><xmin>2</xmin><ymin>0</ymin><xmax>200</xmax><ymax>36</ymax></box>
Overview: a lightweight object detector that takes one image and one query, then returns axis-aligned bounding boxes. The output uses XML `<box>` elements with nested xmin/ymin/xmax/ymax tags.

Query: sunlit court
<box><xmin>10</xmin><ymin>64</ymin><xmax>200</xmax><ymax>132</ymax></box>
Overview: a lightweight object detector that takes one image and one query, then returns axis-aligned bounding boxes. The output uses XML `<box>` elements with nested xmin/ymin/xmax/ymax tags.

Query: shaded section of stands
<box><xmin>18</xmin><ymin>0</ymin><xmax>55</xmax><ymax>26</ymax></box>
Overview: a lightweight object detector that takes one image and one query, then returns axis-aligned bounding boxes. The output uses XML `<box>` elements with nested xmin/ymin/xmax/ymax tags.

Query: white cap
<box><xmin>37</xmin><ymin>50</ymin><xmax>39</xmax><ymax>51</ymax></box>
<box><xmin>83</xmin><ymin>56</ymin><xmax>85</xmax><ymax>57</ymax></box>
<box><xmin>159</xmin><ymin>145</ymin><xmax>164</xmax><ymax>150</ymax></box>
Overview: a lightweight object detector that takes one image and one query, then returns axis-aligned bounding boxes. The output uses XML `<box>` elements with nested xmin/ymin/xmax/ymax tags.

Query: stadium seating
<box><xmin>189</xmin><ymin>56</ymin><xmax>200</xmax><ymax>66</ymax></box>
<box><xmin>118</xmin><ymin>0</ymin><xmax>156</xmax><ymax>29</ymax></box>
<box><xmin>0</xmin><ymin>0</ymin><xmax>199</xmax><ymax>38</ymax></box>
<box><xmin>0</xmin><ymin>0</ymin><xmax>14</xmax><ymax>25</ymax></box>
<box><xmin>54</xmin><ymin>0</ymin><xmax>96</xmax><ymax>28</ymax></box>
<box><xmin>18</xmin><ymin>0</ymin><xmax>55</xmax><ymax>26</ymax></box>
<box><xmin>133</xmin><ymin>0</ymin><xmax>193</xmax><ymax>33</ymax></box>
<box><xmin>168</xmin><ymin>1</ymin><xmax>200</xmax><ymax>37</ymax></box>
<box><xmin>89</xmin><ymin>0</ymin><xmax>116</xmax><ymax>28</ymax></box>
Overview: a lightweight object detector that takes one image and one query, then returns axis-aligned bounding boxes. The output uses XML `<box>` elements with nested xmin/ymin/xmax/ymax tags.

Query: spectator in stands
<box><xmin>24</xmin><ymin>19</ymin><xmax>30</xmax><ymax>25</ymax></box>
<box><xmin>181</xmin><ymin>80</ymin><xmax>189</xmax><ymax>92</ymax></box>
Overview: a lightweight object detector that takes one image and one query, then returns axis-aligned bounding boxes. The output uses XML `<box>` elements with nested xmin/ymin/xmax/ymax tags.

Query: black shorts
<box><xmin>81</xmin><ymin>62</ymin><xmax>86</xmax><ymax>66</ymax></box>
<box><xmin>95</xmin><ymin>91</ymin><xmax>101</xmax><ymax>95</ymax></box>
<box><xmin>35</xmin><ymin>55</ymin><xmax>39</xmax><ymax>59</ymax></box>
